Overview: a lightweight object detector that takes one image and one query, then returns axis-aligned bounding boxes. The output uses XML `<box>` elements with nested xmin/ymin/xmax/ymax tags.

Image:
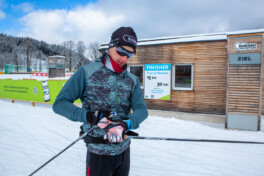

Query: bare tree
<box><xmin>87</xmin><ymin>41</ymin><xmax>100</xmax><ymax>62</ymax></box>
<box><xmin>19</xmin><ymin>38</ymin><xmax>36</xmax><ymax>71</ymax></box>
<box><xmin>62</xmin><ymin>40</ymin><xmax>75</xmax><ymax>72</ymax></box>
<box><xmin>75</xmin><ymin>41</ymin><xmax>86</xmax><ymax>69</ymax></box>
<box><xmin>13</xmin><ymin>48</ymin><xmax>19</xmax><ymax>66</ymax></box>
<box><xmin>0</xmin><ymin>34</ymin><xmax>17</xmax><ymax>70</ymax></box>
<box><xmin>10</xmin><ymin>41</ymin><xmax>19</xmax><ymax>66</ymax></box>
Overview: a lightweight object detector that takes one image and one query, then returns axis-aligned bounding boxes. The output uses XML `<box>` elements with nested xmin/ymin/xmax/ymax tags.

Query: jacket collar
<box><xmin>100</xmin><ymin>52</ymin><xmax>127</xmax><ymax>73</ymax></box>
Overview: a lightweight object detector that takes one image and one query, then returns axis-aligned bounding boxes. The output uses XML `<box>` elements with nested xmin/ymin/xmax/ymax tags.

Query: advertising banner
<box><xmin>0</xmin><ymin>79</ymin><xmax>81</xmax><ymax>104</ymax></box>
<box><xmin>42</xmin><ymin>81</ymin><xmax>51</xmax><ymax>102</ymax></box>
<box><xmin>144</xmin><ymin>64</ymin><xmax>171</xmax><ymax>100</ymax></box>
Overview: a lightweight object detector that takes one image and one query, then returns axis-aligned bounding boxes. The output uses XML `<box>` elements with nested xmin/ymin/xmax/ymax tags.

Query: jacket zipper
<box><xmin>115</xmin><ymin>74</ymin><xmax>119</xmax><ymax>155</ymax></box>
<box><xmin>115</xmin><ymin>74</ymin><xmax>118</xmax><ymax>113</ymax></box>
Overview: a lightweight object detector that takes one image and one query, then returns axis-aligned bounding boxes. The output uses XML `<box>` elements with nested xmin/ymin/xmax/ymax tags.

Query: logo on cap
<box><xmin>123</xmin><ymin>35</ymin><xmax>137</xmax><ymax>46</ymax></box>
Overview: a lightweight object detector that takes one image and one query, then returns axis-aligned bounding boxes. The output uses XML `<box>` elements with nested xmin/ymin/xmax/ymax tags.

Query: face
<box><xmin>108</xmin><ymin>46</ymin><xmax>134</xmax><ymax>67</ymax></box>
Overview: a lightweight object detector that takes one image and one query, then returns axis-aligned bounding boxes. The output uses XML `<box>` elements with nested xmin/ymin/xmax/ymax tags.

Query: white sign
<box><xmin>58</xmin><ymin>59</ymin><xmax>64</xmax><ymax>64</ymax></box>
<box><xmin>144</xmin><ymin>64</ymin><xmax>171</xmax><ymax>100</ymax></box>
<box><xmin>42</xmin><ymin>81</ymin><xmax>50</xmax><ymax>102</ymax></box>
<box><xmin>233</xmin><ymin>41</ymin><xmax>257</xmax><ymax>51</ymax></box>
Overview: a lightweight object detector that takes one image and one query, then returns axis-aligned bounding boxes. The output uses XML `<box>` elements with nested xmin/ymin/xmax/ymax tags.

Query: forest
<box><xmin>0</xmin><ymin>33</ymin><xmax>100</xmax><ymax>72</ymax></box>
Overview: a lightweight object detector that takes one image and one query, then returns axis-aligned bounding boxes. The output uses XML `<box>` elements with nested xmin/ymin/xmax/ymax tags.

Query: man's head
<box><xmin>108</xmin><ymin>27</ymin><xmax>137</xmax><ymax>67</ymax></box>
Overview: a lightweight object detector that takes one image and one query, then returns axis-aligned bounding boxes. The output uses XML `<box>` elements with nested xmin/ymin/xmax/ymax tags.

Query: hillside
<box><xmin>0</xmin><ymin>34</ymin><xmax>90</xmax><ymax>72</ymax></box>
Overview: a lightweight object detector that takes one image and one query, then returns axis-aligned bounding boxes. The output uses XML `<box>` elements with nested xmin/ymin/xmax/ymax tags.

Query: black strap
<box><xmin>126</xmin><ymin>131</ymin><xmax>139</xmax><ymax>136</ymax></box>
<box><xmin>80</xmin><ymin>123</ymin><xmax>139</xmax><ymax>144</ymax></box>
<box><xmin>90</xmin><ymin>136</ymin><xmax>107</xmax><ymax>144</ymax></box>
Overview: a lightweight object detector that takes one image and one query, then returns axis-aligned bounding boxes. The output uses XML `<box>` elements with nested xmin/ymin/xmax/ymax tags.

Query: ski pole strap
<box><xmin>127</xmin><ymin>136</ymin><xmax>264</xmax><ymax>144</ymax></box>
<box><xmin>126</xmin><ymin>130</ymin><xmax>139</xmax><ymax>136</ymax></box>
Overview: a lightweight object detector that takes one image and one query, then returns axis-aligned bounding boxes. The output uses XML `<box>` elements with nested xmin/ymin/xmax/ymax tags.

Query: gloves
<box><xmin>97</xmin><ymin>115</ymin><xmax>131</xmax><ymax>130</ymax></box>
<box><xmin>86</xmin><ymin>110</ymin><xmax>115</xmax><ymax>125</ymax></box>
<box><xmin>104</xmin><ymin>122</ymin><xmax>128</xmax><ymax>143</ymax></box>
<box><xmin>97</xmin><ymin>117</ymin><xmax>112</xmax><ymax>129</ymax></box>
<box><xmin>97</xmin><ymin>118</ymin><xmax>131</xmax><ymax>129</ymax></box>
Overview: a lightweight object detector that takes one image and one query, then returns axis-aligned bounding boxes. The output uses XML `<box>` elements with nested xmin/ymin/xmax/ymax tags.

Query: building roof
<box><xmin>99</xmin><ymin>28</ymin><xmax>264</xmax><ymax>50</ymax></box>
<box><xmin>48</xmin><ymin>55</ymin><xmax>66</xmax><ymax>58</ymax></box>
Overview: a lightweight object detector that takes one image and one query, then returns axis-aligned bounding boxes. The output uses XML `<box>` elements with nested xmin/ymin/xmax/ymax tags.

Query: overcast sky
<box><xmin>1</xmin><ymin>0</ymin><xmax>264</xmax><ymax>45</ymax></box>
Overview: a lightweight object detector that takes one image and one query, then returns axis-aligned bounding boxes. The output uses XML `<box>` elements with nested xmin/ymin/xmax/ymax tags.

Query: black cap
<box><xmin>109</xmin><ymin>27</ymin><xmax>137</xmax><ymax>52</ymax></box>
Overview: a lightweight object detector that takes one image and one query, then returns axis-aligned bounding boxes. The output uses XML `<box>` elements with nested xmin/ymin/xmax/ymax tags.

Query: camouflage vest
<box><xmin>82</xmin><ymin>57</ymin><xmax>137</xmax><ymax>155</ymax></box>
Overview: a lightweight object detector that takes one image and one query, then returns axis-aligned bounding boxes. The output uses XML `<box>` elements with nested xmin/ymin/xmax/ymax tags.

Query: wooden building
<box><xmin>100</xmin><ymin>29</ymin><xmax>264</xmax><ymax>131</ymax></box>
<box><xmin>48</xmin><ymin>55</ymin><xmax>66</xmax><ymax>78</ymax></box>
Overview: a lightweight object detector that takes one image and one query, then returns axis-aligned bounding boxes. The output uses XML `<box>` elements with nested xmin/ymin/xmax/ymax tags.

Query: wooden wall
<box><xmin>262</xmin><ymin>33</ymin><xmax>264</xmax><ymax>114</ymax></box>
<box><xmin>227</xmin><ymin>34</ymin><xmax>262</xmax><ymax>116</ymax></box>
<box><xmin>128</xmin><ymin>41</ymin><xmax>227</xmax><ymax>114</ymax></box>
<box><xmin>227</xmin><ymin>64</ymin><xmax>261</xmax><ymax>115</ymax></box>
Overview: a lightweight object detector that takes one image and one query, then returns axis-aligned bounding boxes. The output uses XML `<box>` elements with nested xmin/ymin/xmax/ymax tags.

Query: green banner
<box><xmin>0</xmin><ymin>79</ymin><xmax>81</xmax><ymax>104</ymax></box>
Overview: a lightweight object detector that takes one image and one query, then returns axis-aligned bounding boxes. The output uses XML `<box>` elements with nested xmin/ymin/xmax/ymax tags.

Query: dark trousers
<box><xmin>86</xmin><ymin>147</ymin><xmax>130</xmax><ymax>176</ymax></box>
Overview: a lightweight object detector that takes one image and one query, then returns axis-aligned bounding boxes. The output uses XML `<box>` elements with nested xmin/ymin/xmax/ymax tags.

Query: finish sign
<box><xmin>144</xmin><ymin>64</ymin><xmax>171</xmax><ymax>100</ymax></box>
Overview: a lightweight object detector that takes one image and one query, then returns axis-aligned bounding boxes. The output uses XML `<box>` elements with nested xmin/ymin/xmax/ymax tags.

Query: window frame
<box><xmin>128</xmin><ymin>65</ymin><xmax>144</xmax><ymax>89</ymax></box>
<box><xmin>172</xmin><ymin>64</ymin><xmax>194</xmax><ymax>91</ymax></box>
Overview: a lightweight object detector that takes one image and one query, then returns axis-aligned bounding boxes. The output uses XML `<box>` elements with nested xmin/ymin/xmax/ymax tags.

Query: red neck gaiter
<box><xmin>104</xmin><ymin>54</ymin><xmax>125</xmax><ymax>73</ymax></box>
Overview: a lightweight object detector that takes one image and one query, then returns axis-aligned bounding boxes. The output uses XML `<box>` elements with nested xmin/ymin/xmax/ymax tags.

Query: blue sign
<box><xmin>145</xmin><ymin>64</ymin><xmax>171</xmax><ymax>71</ymax></box>
<box><xmin>229</xmin><ymin>53</ymin><xmax>261</xmax><ymax>65</ymax></box>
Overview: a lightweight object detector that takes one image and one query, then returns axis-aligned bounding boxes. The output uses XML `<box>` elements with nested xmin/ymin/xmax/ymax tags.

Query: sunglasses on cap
<box><xmin>115</xmin><ymin>45</ymin><xmax>136</xmax><ymax>59</ymax></box>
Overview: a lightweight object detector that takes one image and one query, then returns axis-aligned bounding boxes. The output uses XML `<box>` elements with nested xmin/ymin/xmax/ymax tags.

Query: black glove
<box><xmin>86</xmin><ymin>110</ymin><xmax>113</xmax><ymax>125</ymax></box>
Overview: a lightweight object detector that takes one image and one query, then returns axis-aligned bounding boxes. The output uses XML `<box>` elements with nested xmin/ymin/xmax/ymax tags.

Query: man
<box><xmin>53</xmin><ymin>27</ymin><xmax>148</xmax><ymax>176</ymax></box>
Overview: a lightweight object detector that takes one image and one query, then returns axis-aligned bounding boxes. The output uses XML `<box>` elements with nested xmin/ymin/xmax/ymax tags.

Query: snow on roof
<box><xmin>48</xmin><ymin>55</ymin><xmax>65</xmax><ymax>58</ymax></box>
<box><xmin>226</xmin><ymin>28</ymin><xmax>264</xmax><ymax>36</ymax></box>
<box><xmin>99</xmin><ymin>28</ymin><xmax>264</xmax><ymax>50</ymax></box>
<box><xmin>137</xmin><ymin>33</ymin><xmax>227</xmax><ymax>46</ymax></box>
<box><xmin>99</xmin><ymin>33</ymin><xmax>227</xmax><ymax>50</ymax></box>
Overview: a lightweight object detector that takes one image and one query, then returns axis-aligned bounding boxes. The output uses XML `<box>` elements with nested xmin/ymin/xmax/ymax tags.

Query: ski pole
<box><xmin>127</xmin><ymin>136</ymin><xmax>264</xmax><ymax>144</ymax></box>
<box><xmin>28</xmin><ymin>126</ymin><xmax>96</xmax><ymax>176</ymax></box>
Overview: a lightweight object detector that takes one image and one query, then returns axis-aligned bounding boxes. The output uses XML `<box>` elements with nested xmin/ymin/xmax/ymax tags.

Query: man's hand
<box><xmin>97</xmin><ymin>117</ymin><xmax>112</xmax><ymax>128</ymax></box>
<box><xmin>104</xmin><ymin>122</ymin><xmax>128</xmax><ymax>143</ymax></box>
<box><xmin>97</xmin><ymin>117</ymin><xmax>128</xmax><ymax>129</ymax></box>
<box><xmin>86</xmin><ymin>110</ymin><xmax>115</xmax><ymax>125</ymax></box>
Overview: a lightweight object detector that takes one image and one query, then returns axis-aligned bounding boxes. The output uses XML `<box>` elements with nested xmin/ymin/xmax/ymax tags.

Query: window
<box><xmin>49</xmin><ymin>60</ymin><xmax>56</xmax><ymax>68</ymax></box>
<box><xmin>173</xmin><ymin>64</ymin><xmax>193</xmax><ymax>90</ymax></box>
<box><xmin>57</xmin><ymin>64</ymin><xmax>64</xmax><ymax>69</ymax></box>
<box><xmin>49</xmin><ymin>64</ymin><xmax>56</xmax><ymax>69</ymax></box>
<box><xmin>128</xmin><ymin>65</ymin><xmax>144</xmax><ymax>88</ymax></box>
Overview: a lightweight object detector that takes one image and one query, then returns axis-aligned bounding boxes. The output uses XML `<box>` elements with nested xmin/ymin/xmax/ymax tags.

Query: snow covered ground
<box><xmin>0</xmin><ymin>99</ymin><xmax>264</xmax><ymax>176</ymax></box>
<box><xmin>0</xmin><ymin>74</ymin><xmax>72</xmax><ymax>80</ymax></box>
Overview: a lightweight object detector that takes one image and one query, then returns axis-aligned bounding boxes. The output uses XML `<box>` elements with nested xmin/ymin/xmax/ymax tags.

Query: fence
<box><xmin>4</xmin><ymin>64</ymin><xmax>48</xmax><ymax>74</ymax></box>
